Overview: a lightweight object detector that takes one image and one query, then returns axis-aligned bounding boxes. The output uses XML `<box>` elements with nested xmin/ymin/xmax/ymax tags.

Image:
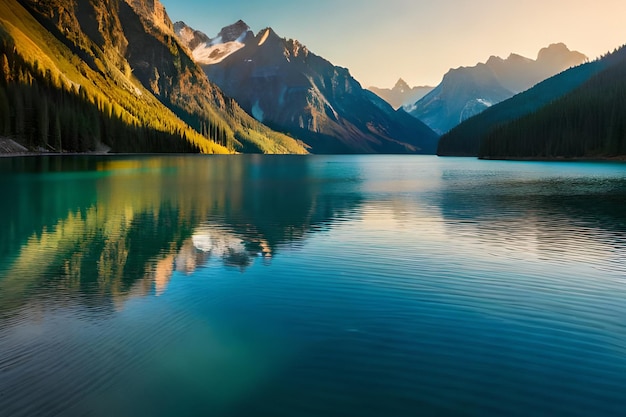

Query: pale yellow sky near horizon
<box><xmin>162</xmin><ymin>0</ymin><xmax>625</xmax><ymax>88</ymax></box>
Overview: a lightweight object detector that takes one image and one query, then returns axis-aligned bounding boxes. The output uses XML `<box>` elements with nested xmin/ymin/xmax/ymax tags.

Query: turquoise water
<box><xmin>1</xmin><ymin>155</ymin><xmax>626</xmax><ymax>416</ymax></box>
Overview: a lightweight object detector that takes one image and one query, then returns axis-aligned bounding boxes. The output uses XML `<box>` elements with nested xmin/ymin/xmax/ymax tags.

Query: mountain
<box><xmin>0</xmin><ymin>0</ymin><xmax>307</xmax><ymax>154</ymax></box>
<box><xmin>478</xmin><ymin>45</ymin><xmax>626</xmax><ymax>159</ymax></box>
<box><xmin>176</xmin><ymin>21</ymin><xmax>439</xmax><ymax>154</ymax></box>
<box><xmin>437</xmin><ymin>56</ymin><xmax>610</xmax><ymax>156</ymax></box>
<box><xmin>174</xmin><ymin>20</ymin><xmax>248</xmax><ymax>65</ymax></box>
<box><xmin>407</xmin><ymin>44</ymin><xmax>587</xmax><ymax>135</ymax></box>
<box><xmin>368</xmin><ymin>79</ymin><xmax>433</xmax><ymax>110</ymax></box>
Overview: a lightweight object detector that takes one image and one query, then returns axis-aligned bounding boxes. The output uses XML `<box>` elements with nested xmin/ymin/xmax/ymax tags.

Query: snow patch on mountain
<box><xmin>402</xmin><ymin>103</ymin><xmax>417</xmax><ymax>113</ymax></box>
<box><xmin>175</xmin><ymin>21</ymin><xmax>249</xmax><ymax>65</ymax></box>
<box><xmin>192</xmin><ymin>41</ymin><xmax>245</xmax><ymax>65</ymax></box>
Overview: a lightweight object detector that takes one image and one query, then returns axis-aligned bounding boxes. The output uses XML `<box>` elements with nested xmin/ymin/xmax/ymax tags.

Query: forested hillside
<box><xmin>0</xmin><ymin>0</ymin><xmax>228</xmax><ymax>153</ymax></box>
<box><xmin>479</xmin><ymin>46</ymin><xmax>626</xmax><ymax>158</ymax></box>
<box><xmin>0</xmin><ymin>34</ymin><xmax>199</xmax><ymax>152</ymax></box>
<box><xmin>0</xmin><ymin>0</ymin><xmax>308</xmax><ymax>154</ymax></box>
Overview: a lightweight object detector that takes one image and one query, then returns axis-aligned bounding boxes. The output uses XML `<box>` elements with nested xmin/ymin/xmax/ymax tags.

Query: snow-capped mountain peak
<box><xmin>174</xmin><ymin>21</ymin><xmax>251</xmax><ymax>65</ymax></box>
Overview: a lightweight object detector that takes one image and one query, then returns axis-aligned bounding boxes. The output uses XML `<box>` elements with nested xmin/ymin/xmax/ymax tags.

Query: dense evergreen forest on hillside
<box><xmin>0</xmin><ymin>36</ymin><xmax>200</xmax><ymax>153</ymax></box>
<box><xmin>479</xmin><ymin>46</ymin><xmax>626</xmax><ymax>158</ymax></box>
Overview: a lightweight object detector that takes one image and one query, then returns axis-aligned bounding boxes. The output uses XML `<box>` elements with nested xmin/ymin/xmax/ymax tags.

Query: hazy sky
<box><xmin>160</xmin><ymin>0</ymin><xmax>625</xmax><ymax>88</ymax></box>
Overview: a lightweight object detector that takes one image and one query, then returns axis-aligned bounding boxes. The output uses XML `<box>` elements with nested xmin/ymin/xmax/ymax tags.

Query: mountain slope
<box><xmin>408</xmin><ymin>63</ymin><xmax>514</xmax><ymax>135</ymax></box>
<box><xmin>176</xmin><ymin>21</ymin><xmax>439</xmax><ymax>154</ymax></box>
<box><xmin>408</xmin><ymin>44</ymin><xmax>587</xmax><ymax>135</ymax></box>
<box><xmin>114</xmin><ymin>2</ymin><xmax>307</xmax><ymax>153</ymax></box>
<box><xmin>368</xmin><ymin>79</ymin><xmax>433</xmax><ymax>110</ymax></box>
<box><xmin>437</xmin><ymin>58</ymin><xmax>608</xmax><ymax>156</ymax></box>
<box><xmin>478</xmin><ymin>45</ymin><xmax>626</xmax><ymax>159</ymax></box>
<box><xmin>0</xmin><ymin>0</ymin><xmax>307</xmax><ymax>154</ymax></box>
<box><xmin>0</xmin><ymin>0</ymin><xmax>218</xmax><ymax>153</ymax></box>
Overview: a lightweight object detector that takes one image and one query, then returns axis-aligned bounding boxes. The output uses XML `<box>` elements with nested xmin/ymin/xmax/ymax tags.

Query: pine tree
<box><xmin>0</xmin><ymin>86</ymin><xmax>9</xmax><ymax>136</ymax></box>
<box><xmin>37</xmin><ymin>95</ymin><xmax>49</xmax><ymax>147</ymax></box>
<box><xmin>51</xmin><ymin>110</ymin><xmax>62</xmax><ymax>152</ymax></box>
<box><xmin>1</xmin><ymin>53</ymin><xmax>9</xmax><ymax>85</ymax></box>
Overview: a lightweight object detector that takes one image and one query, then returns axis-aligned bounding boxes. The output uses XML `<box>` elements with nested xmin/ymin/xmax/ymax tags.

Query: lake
<box><xmin>1</xmin><ymin>155</ymin><xmax>626</xmax><ymax>416</ymax></box>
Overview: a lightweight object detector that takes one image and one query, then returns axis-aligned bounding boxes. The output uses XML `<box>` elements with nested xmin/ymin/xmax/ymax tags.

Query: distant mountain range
<box><xmin>407</xmin><ymin>44</ymin><xmax>587</xmax><ymax>134</ymax></box>
<box><xmin>438</xmin><ymin>45</ymin><xmax>626</xmax><ymax>158</ymax></box>
<box><xmin>175</xmin><ymin>21</ymin><xmax>438</xmax><ymax>154</ymax></box>
<box><xmin>368</xmin><ymin>79</ymin><xmax>433</xmax><ymax>110</ymax></box>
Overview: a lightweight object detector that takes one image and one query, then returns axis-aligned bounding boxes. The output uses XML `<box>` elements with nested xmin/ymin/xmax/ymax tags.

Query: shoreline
<box><xmin>479</xmin><ymin>155</ymin><xmax>626</xmax><ymax>162</ymax></box>
<box><xmin>0</xmin><ymin>137</ymin><xmax>115</xmax><ymax>158</ymax></box>
<box><xmin>2</xmin><ymin>135</ymin><xmax>625</xmax><ymax>161</ymax></box>
<box><xmin>2</xmin><ymin>153</ymin><xmax>626</xmax><ymax>161</ymax></box>
<box><xmin>0</xmin><ymin>151</ymin><xmax>113</xmax><ymax>158</ymax></box>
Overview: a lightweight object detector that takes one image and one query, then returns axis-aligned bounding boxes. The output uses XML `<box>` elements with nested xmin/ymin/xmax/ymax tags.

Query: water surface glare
<box><xmin>1</xmin><ymin>155</ymin><xmax>626</xmax><ymax>416</ymax></box>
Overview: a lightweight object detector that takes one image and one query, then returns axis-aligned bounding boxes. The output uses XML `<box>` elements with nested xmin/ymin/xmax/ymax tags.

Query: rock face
<box><xmin>174</xmin><ymin>21</ymin><xmax>211</xmax><ymax>51</ymax></box>
<box><xmin>368</xmin><ymin>79</ymin><xmax>433</xmax><ymax>110</ymax></box>
<box><xmin>17</xmin><ymin>0</ymin><xmax>308</xmax><ymax>154</ymax></box>
<box><xmin>124</xmin><ymin>0</ymin><xmax>172</xmax><ymax>34</ymax></box>
<box><xmin>407</xmin><ymin>44</ymin><xmax>588</xmax><ymax>134</ymax></box>
<box><xmin>176</xmin><ymin>22</ymin><xmax>439</xmax><ymax>154</ymax></box>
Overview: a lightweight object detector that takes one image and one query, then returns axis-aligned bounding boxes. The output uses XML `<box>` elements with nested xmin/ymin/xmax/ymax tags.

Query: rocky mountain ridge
<box><xmin>408</xmin><ymin>43</ymin><xmax>587</xmax><ymax>134</ymax></box>
<box><xmin>176</xmin><ymin>21</ymin><xmax>438</xmax><ymax>154</ymax></box>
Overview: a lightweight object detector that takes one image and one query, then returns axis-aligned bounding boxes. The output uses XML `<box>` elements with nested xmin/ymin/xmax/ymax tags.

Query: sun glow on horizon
<box><xmin>162</xmin><ymin>0</ymin><xmax>625</xmax><ymax>88</ymax></box>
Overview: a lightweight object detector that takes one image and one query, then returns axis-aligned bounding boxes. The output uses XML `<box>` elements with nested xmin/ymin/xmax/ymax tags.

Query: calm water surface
<box><xmin>1</xmin><ymin>155</ymin><xmax>626</xmax><ymax>416</ymax></box>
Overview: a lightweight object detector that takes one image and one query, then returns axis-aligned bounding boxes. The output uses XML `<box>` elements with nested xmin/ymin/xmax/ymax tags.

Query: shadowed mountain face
<box><xmin>407</xmin><ymin>43</ymin><xmax>587</xmax><ymax>135</ymax></box>
<box><xmin>368</xmin><ymin>79</ymin><xmax>433</xmax><ymax>110</ymax></box>
<box><xmin>175</xmin><ymin>22</ymin><xmax>439</xmax><ymax>154</ymax></box>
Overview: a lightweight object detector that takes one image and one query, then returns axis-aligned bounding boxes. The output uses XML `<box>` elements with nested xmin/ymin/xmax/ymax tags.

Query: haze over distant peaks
<box><xmin>437</xmin><ymin>46</ymin><xmax>625</xmax><ymax>157</ymax></box>
<box><xmin>407</xmin><ymin>43</ymin><xmax>587</xmax><ymax>134</ymax></box>
<box><xmin>368</xmin><ymin>79</ymin><xmax>434</xmax><ymax>110</ymax></box>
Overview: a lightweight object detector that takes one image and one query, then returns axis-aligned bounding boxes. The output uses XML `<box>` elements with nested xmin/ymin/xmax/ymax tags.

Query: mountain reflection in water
<box><xmin>0</xmin><ymin>155</ymin><xmax>363</xmax><ymax>311</ymax></box>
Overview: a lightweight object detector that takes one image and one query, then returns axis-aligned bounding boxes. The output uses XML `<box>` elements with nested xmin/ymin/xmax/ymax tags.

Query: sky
<box><xmin>160</xmin><ymin>0</ymin><xmax>626</xmax><ymax>88</ymax></box>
